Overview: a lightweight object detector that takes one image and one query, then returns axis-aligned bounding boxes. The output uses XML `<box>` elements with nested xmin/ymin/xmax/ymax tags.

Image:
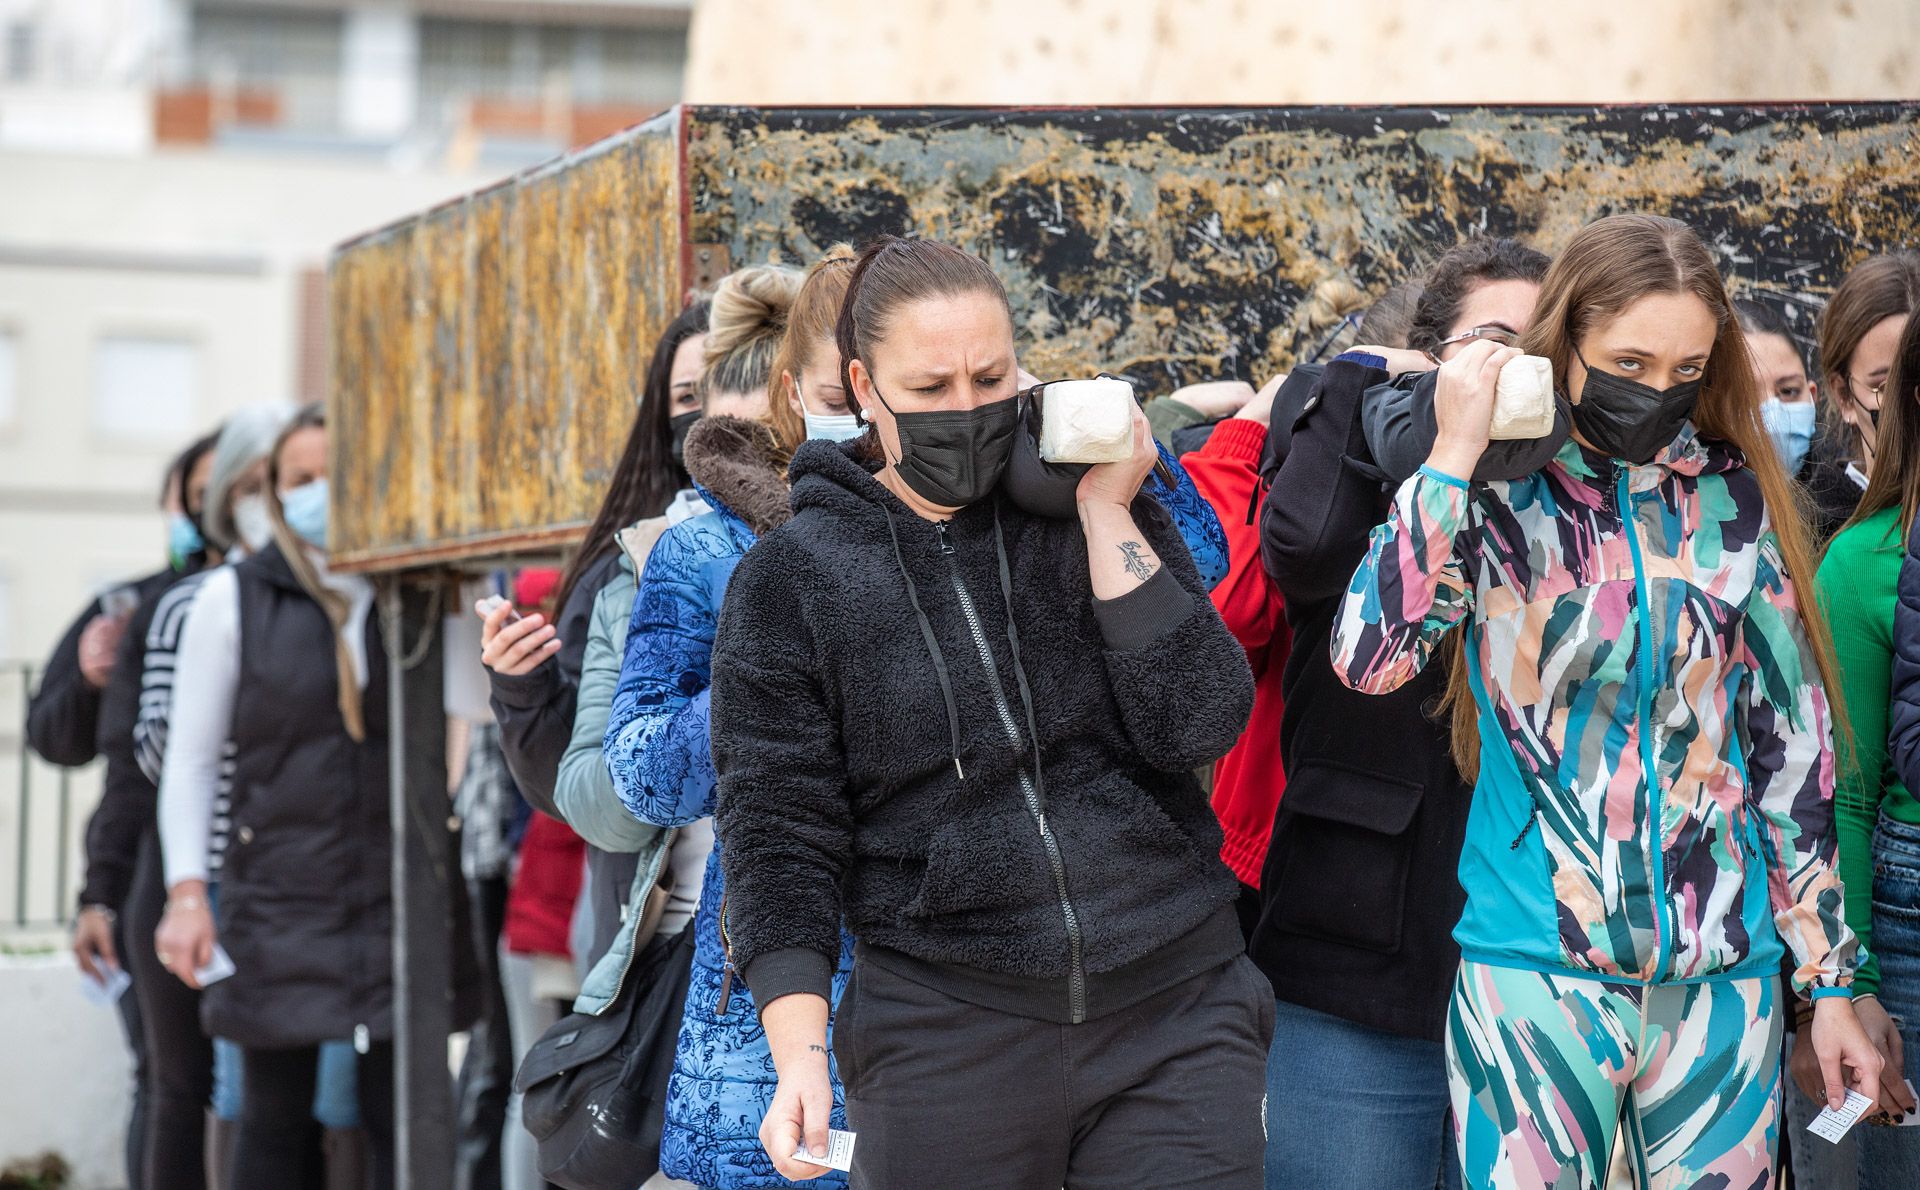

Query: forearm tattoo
<box><xmin>807</xmin><ymin>1044</ymin><xmax>828</xmax><ymax>1054</ymax></box>
<box><xmin>1117</xmin><ymin>539</ymin><xmax>1157</xmax><ymax>582</ymax></box>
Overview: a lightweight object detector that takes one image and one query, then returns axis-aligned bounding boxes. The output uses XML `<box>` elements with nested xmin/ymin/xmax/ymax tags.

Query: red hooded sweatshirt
<box><xmin>1180</xmin><ymin>417</ymin><xmax>1289</xmax><ymax>887</ymax></box>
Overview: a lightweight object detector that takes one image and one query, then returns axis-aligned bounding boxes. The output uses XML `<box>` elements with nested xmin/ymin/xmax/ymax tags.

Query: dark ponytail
<box><xmin>1407</xmin><ymin>237</ymin><xmax>1551</xmax><ymax>355</ymax></box>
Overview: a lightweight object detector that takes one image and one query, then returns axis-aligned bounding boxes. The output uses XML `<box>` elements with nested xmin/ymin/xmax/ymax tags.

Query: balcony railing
<box><xmin>0</xmin><ymin>662</ymin><xmax>89</xmax><ymax>934</ymax></box>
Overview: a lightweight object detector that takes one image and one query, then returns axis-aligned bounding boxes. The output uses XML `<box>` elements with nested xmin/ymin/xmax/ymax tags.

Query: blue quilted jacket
<box><xmin>601</xmin><ymin>418</ymin><xmax>850</xmax><ymax>1190</ymax></box>
<box><xmin>602</xmin><ymin>419</ymin><xmax>1227</xmax><ymax>1187</ymax></box>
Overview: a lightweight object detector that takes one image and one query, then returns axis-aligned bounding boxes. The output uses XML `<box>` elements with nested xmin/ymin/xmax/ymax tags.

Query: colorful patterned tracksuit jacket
<box><xmin>1334</xmin><ymin>427</ymin><xmax>1858</xmax><ymax>1187</ymax></box>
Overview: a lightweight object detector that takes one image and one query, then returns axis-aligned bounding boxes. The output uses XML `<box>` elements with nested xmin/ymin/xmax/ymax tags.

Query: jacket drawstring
<box><xmin>990</xmin><ymin>507</ymin><xmax>1050</xmax><ymax>808</ymax></box>
<box><xmin>883</xmin><ymin>505</ymin><xmax>967</xmax><ymax>780</ymax></box>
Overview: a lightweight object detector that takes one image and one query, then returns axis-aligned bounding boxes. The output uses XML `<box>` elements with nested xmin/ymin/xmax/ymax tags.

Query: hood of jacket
<box><xmin>788</xmin><ymin>436</ymin><xmax>900</xmax><ymax>520</ymax></box>
<box><xmin>1548</xmin><ymin>420</ymin><xmax>1746</xmax><ymax>493</ymax></box>
<box><xmin>682</xmin><ymin>415</ymin><xmax>793</xmax><ymax>538</ymax></box>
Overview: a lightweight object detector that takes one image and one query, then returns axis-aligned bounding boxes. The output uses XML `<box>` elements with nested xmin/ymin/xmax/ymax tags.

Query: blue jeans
<box><xmin>1863</xmin><ymin>814</ymin><xmax>1920</xmax><ymax>1190</ymax></box>
<box><xmin>1265</xmin><ymin>997</ymin><xmax>1458</xmax><ymax>1190</ymax></box>
<box><xmin>212</xmin><ymin>1038</ymin><xmax>360</xmax><ymax>1127</ymax></box>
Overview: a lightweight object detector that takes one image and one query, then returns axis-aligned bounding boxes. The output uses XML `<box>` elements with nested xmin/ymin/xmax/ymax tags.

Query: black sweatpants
<box><xmin>834</xmin><ymin>952</ymin><xmax>1275</xmax><ymax>1189</ymax></box>
<box><xmin>234</xmin><ymin>1041</ymin><xmax>396</xmax><ymax>1190</ymax></box>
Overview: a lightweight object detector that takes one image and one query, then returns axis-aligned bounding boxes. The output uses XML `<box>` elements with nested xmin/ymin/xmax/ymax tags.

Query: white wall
<box><xmin>0</xmin><ymin>951</ymin><xmax>135</xmax><ymax>1189</ymax></box>
<box><xmin>0</xmin><ymin>146</ymin><xmax>489</xmax><ymax>666</ymax></box>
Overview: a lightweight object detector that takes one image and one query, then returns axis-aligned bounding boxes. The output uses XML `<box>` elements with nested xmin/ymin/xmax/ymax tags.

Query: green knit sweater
<box><xmin>1814</xmin><ymin>504</ymin><xmax>1920</xmax><ymax>997</ymax></box>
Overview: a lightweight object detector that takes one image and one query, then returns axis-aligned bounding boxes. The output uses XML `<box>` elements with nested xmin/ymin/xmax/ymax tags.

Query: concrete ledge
<box><xmin>0</xmin><ymin>948</ymin><xmax>133</xmax><ymax>1189</ymax></box>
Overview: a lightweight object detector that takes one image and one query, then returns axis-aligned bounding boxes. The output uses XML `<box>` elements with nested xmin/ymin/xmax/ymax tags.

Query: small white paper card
<box><xmin>791</xmin><ymin>1129</ymin><xmax>856</xmax><ymax>1172</ymax></box>
<box><xmin>79</xmin><ymin>965</ymin><xmax>132</xmax><ymax>1006</ymax></box>
<box><xmin>195</xmin><ymin>945</ymin><xmax>236</xmax><ymax>987</ymax></box>
<box><xmin>1808</xmin><ymin>1089</ymin><xmax>1875</xmax><ymax>1143</ymax></box>
<box><xmin>1898</xmin><ymin>1082</ymin><xmax>1920</xmax><ymax>1127</ymax></box>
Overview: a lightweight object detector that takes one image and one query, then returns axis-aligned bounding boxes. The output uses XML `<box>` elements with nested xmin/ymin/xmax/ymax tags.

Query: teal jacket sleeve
<box><xmin>554</xmin><ymin>565</ymin><xmax>667</xmax><ymax>854</ymax></box>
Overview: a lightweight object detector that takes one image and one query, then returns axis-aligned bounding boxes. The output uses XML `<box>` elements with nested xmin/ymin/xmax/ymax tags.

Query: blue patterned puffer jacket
<box><xmin>603</xmin><ymin>419</ymin><xmax>1228</xmax><ymax>1188</ymax></box>
<box><xmin>602</xmin><ymin>417</ymin><xmax>848</xmax><ymax>1190</ymax></box>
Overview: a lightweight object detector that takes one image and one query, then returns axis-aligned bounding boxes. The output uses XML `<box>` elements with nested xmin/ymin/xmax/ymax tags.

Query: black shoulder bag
<box><xmin>514</xmin><ymin>923</ymin><xmax>694</xmax><ymax>1189</ymax></box>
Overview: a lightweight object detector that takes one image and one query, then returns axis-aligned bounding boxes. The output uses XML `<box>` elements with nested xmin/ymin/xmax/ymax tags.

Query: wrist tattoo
<box><xmin>1117</xmin><ymin>539</ymin><xmax>1157</xmax><ymax>582</ymax></box>
<box><xmin>807</xmin><ymin>1044</ymin><xmax>828</xmax><ymax>1054</ymax></box>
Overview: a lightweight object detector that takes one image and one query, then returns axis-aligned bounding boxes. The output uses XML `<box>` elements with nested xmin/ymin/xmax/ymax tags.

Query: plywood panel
<box><xmin>685</xmin><ymin>0</ymin><xmax>1920</xmax><ymax>107</ymax></box>
<box><xmin>330</xmin><ymin>102</ymin><xmax>1920</xmax><ymax>572</ymax></box>
<box><xmin>687</xmin><ymin>105</ymin><xmax>1920</xmax><ymax>391</ymax></box>
<box><xmin>328</xmin><ymin>111</ymin><xmax>685</xmax><ymax>571</ymax></box>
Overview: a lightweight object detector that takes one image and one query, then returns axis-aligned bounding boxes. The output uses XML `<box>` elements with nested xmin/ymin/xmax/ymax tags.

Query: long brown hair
<box><xmin>1845</xmin><ymin>310</ymin><xmax>1920</xmax><ymax>542</ymax></box>
<box><xmin>765</xmin><ymin>245</ymin><xmax>857</xmax><ymax>461</ymax></box>
<box><xmin>1817</xmin><ymin>252</ymin><xmax>1920</xmax><ymax>464</ymax></box>
<box><xmin>1443</xmin><ymin>214</ymin><xmax>1843</xmax><ymax>777</ymax></box>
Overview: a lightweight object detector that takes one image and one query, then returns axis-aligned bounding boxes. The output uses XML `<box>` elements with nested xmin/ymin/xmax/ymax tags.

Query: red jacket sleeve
<box><xmin>1181</xmin><ymin>418</ymin><xmax>1284</xmax><ymax>668</ymax></box>
<box><xmin>1182</xmin><ymin>417</ymin><xmax>1290</xmax><ymax>886</ymax></box>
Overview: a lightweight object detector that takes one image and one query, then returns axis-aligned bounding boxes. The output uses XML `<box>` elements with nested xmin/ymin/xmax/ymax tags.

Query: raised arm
<box><xmin>1079</xmin><ymin>409</ymin><xmax>1254</xmax><ymax>771</ymax></box>
<box><xmin>1142</xmin><ymin>440</ymin><xmax>1229</xmax><ymax>589</ymax></box>
<box><xmin>1260</xmin><ymin>355</ymin><xmax>1394</xmax><ymax>608</ymax></box>
<box><xmin>1330</xmin><ymin>342</ymin><xmax>1513</xmax><ymax>694</ymax></box>
<box><xmin>26</xmin><ymin>597</ymin><xmax>107</xmax><ymax>767</ymax></box>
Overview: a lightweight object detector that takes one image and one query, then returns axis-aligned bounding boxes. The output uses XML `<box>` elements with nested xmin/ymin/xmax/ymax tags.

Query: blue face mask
<box><xmin>167</xmin><ymin>513</ymin><xmax>204</xmax><ymax>570</ymax></box>
<box><xmin>1760</xmin><ymin>398</ymin><xmax>1816</xmax><ymax>475</ymax></box>
<box><xmin>279</xmin><ymin>479</ymin><xmax>330</xmax><ymax>548</ymax></box>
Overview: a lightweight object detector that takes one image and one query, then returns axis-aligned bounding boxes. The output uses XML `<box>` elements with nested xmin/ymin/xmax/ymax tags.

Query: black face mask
<box><xmin>870</xmin><ymin>387</ymin><xmax>1018</xmax><ymax>508</ymax></box>
<box><xmin>668</xmin><ymin>410</ymin><xmax>701</xmax><ymax>467</ymax></box>
<box><xmin>1569</xmin><ymin>348</ymin><xmax>1702</xmax><ymax>465</ymax></box>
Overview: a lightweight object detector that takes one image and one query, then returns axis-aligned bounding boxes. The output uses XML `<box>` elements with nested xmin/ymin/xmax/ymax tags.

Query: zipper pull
<box><xmin>934</xmin><ymin>520</ymin><xmax>954</xmax><ymax>555</ymax></box>
<box><xmin>353</xmin><ymin>1024</ymin><xmax>370</xmax><ymax>1055</ymax></box>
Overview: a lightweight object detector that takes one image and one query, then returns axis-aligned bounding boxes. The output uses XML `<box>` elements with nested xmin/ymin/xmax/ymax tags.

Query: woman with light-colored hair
<box><xmin>134</xmin><ymin>399</ymin><xmax>370</xmax><ymax>1185</ymax></box>
<box><xmin>154</xmin><ymin>404</ymin><xmax>395</xmax><ymax>1187</ymax></box>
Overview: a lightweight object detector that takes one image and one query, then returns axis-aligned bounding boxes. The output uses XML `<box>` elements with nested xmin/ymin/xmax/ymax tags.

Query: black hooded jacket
<box><xmin>1255</xmin><ymin>353</ymin><xmax>1471</xmax><ymax>1042</ymax></box>
<box><xmin>711</xmin><ymin>440</ymin><xmax>1254</xmax><ymax>1025</ymax></box>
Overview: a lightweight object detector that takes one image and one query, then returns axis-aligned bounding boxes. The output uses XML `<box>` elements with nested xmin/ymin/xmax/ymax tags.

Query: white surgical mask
<box><xmin>232</xmin><ymin>495</ymin><xmax>274</xmax><ymax>553</ymax></box>
<box><xmin>797</xmin><ymin>375</ymin><xmax>864</xmax><ymax>443</ymax></box>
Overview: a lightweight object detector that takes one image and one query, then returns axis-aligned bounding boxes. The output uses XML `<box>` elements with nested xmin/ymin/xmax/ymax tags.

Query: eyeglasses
<box><xmin>1848</xmin><ymin>373</ymin><xmax>1888</xmax><ymax>403</ymax></box>
<box><xmin>1437</xmin><ymin>325</ymin><xmax>1521</xmax><ymax>350</ymax></box>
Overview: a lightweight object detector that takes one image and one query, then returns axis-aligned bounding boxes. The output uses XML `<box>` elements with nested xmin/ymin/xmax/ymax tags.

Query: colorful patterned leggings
<box><xmin>1446</xmin><ymin>961</ymin><xmax>1781</xmax><ymax>1189</ymax></box>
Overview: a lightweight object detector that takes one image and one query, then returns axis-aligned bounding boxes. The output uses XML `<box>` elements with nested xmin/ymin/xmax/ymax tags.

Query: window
<box><xmin>0</xmin><ymin>328</ymin><xmax>16</xmax><ymax>427</ymax></box>
<box><xmin>4</xmin><ymin>21</ymin><xmax>34</xmax><ymax>83</ymax></box>
<box><xmin>93</xmin><ymin>335</ymin><xmax>199</xmax><ymax>440</ymax></box>
<box><xmin>188</xmin><ymin>4</ymin><xmax>344</xmax><ymax>132</ymax></box>
<box><xmin>418</xmin><ymin>18</ymin><xmax>686</xmax><ymax>112</ymax></box>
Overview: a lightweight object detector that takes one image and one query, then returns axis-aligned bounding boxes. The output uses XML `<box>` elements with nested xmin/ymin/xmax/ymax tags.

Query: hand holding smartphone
<box><xmin>475</xmin><ymin>593</ymin><xmax>522</xmax><ymax>624</ymax></box>
<box><xmin>475</xmin><ymin>592</ymin><xmax>560</xmax><ymax>676</ymax></box>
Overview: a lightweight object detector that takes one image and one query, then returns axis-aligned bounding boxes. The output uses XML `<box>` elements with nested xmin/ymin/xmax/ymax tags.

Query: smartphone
<box><xmin>476</xmin><ymin>594</ymin><xmax>523</xmax><ymax>624</ymax></box>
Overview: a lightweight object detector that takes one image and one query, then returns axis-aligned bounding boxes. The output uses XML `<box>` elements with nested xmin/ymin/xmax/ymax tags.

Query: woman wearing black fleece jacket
<box><xmin>710</xmin><ymin>236</ymin><xmax>1267</xmax><ymax>1188</ymax></box>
